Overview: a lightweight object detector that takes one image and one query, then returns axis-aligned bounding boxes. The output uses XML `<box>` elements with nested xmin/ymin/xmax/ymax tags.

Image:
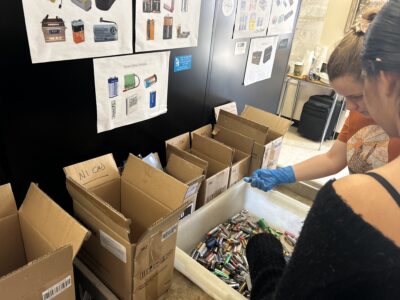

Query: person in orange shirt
<box><xmin>245</xmin><ymin>7</ymin><xmax>400</xmax><ymax>191</ymax></box>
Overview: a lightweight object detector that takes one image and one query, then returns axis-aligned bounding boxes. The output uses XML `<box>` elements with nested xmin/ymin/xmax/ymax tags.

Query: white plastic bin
<box><xmin>175</xmin><ymin>181</ymin><xmax>310</xmax><ymax>300</ymax></box>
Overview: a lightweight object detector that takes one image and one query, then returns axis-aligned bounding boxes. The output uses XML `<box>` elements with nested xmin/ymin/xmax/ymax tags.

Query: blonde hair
<box><xmin>327</xmin><ymin>8</ymin><xmax>379</xmax><ymax>82</ymax></box>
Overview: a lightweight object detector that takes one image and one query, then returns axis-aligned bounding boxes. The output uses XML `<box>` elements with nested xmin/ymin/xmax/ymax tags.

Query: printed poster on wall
<box><xmin>267</xmin><ymin>0</ymin><xmax>299</xmax><ymax>36</ymax></box>
<box><xmin>244</xmin><ymin>36</ymin><xmax>278</xmax><ymax>86</ymax></box>
<box><xmin>22</xmin><ymin>0</ymin><xmax>132</xmax><ymax>63</ymax></box>
<box><xmin>93</xmin><ymin>52</ymin><xmax>170</xmax><ymax>133</ymax></box>
<box><xmin>135</xmin><ymin>0</ymin><xmax>201</xmax><ymax>52</ymax></box>
<box><xmin>233</xmin><ymin>0</ymin><xmax>272</xmax><ymax>39</ymax></box>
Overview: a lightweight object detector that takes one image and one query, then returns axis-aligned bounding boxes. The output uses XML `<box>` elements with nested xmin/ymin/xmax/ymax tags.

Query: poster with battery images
<box><xmin>21</xmin><ymin>0</ymin><xmax>132</xmax><ymax>63</ymax></box>
<box><xmin>233</xmin><ymin>0</ymin><xmax>272</xmax><ymax>39</ymax></box>
<box><xmin>244</xmin><ymin>36</ymin><xmax>278</xmax><ymax>86</ymax></box>
<box><xmin>135</xmin><ymin>0</ymin><xmax>201</xmax><ymax>52</ymax></box>
<box><xmin>267</xmin><ymin>0</ymin><xmax>298</xmax><ymax>36</ymax></box>
<box><xmin>93</xmin><ymin>52</ymin><xmax>170</xmax><ymax>133</ymax></box>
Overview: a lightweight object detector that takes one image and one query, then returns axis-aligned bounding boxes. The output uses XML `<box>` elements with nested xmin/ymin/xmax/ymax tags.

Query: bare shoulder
<box><xmin>333</xmin><ymin>174</ymin><xmax>400</xmax><ymax>246</ymax></box>
<box><xmin>332</xmin><ymin>174</ymin><xmax>371</xmax><ymax>204</ymax></box>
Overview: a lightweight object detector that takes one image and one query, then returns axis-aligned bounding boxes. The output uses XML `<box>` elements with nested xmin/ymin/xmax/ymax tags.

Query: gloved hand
<box><xmin>243</xmin><ymin>166</ymin><xmax>296</xmax><ymax>192</ymax></box>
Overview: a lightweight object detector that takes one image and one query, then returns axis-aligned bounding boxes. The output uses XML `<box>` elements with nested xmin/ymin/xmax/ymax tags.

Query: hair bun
<box><xmin>353</xmin><ymin>6</ymin><xmax>380</xmax><ymax>34</ymax></box>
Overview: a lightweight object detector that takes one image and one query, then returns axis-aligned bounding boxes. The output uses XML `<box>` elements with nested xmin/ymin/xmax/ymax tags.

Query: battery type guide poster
<box><xmin>93</xmin><ymin>52</ymin><xmax>170</xmax><ymax>133</ymax></box>
<box><xmin>244</xmin><ymin>36</ymin><xmax>278</xmax><ymax>86</ymax></box>
<box><xmin>233</xmin><ymin>0</ymin><xmax>272</xmax><ymax>39</ymax></box>
<box><xmin>135</xmin><ymin>0</ymin><xmax>201</xmax><ymax>52</ymax></box>
<box><xmin>22</xmin><ymin>0</ymin><xmax>132</xmax><ymax>63</ymax></box>
<box><xmin>267</xmin><ymin>0</ymin><xmax>299</xmax><ymax>36</ymax></box>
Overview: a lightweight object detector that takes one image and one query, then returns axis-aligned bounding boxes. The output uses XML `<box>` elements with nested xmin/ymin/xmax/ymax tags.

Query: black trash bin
<box><xmin>298</xmin><ymin>94</ymin><xmax>343</xmax><ymax>141</ymax></box>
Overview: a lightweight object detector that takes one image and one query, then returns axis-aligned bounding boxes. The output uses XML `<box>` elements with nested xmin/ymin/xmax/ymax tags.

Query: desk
<box><xmin>278</xmin><ymin>74</ymin><xmax>344</xmax><ymax>150</ymax></box>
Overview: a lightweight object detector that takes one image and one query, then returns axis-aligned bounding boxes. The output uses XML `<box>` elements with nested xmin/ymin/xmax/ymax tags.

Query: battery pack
<box><xmin>94</xmin><ymin>19</ymin><xmax>118</xmax><ymax>42</ymax></box>
<box><xmin>71</xmin><ymin>0</ymin><xmax>92</xmax><ymax>11</ymax></box>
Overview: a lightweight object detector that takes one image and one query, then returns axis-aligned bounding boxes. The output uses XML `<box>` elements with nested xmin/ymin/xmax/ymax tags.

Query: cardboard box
<box><xmin>164</xmin><ymin>153</ymin><xmax>205</xmax><ymax>220</ymax></box>
<box><xmin>64</xmin><ymin>154</ymin><xmax>190</xmax><ymax>300</ymax></box>
<box><xmin>166</xmin><ymin>132</ymin><xmax>233</xmax><ymax>209</ymax></box>
<box><xmin>192</xmin><ymin>124</ymin><xmax>253</xmax><ymax>187</ymax></box>
<box><xmin>213</xmin><ymin>125</ymin><xmax>253</xmax><ymax>187</ymax></box>
<box><xmin>241</xmin><ymin>105</ymin><xmax>292</xmax><ymax>172</ymax></box>
<box><xmin>0</xmin><ymin>183</ymin><xmax>89</xmax><ymax>300</ymax></box>
<box><xmin>175</xmin><ymin>181</ymin><xmax>309</xmax><ymax>299</ymax></box>
<box><xmin>216</xmin><ymin>105</ymin><xmax>291</xmax><ymax>175</ymax></box>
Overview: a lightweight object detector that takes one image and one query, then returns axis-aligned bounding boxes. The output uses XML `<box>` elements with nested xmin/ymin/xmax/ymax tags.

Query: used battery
<box><xmin>189</xmin><ymin>209</ymin><xmax>298</xmax><ymax>298</ymax></box>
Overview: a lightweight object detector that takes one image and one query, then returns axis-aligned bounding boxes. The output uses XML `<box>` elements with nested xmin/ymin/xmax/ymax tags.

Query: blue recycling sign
<box><xmin>174</xmin><ymin>55</ymin><xmax>192</xmax><ymax>73</ymax></box>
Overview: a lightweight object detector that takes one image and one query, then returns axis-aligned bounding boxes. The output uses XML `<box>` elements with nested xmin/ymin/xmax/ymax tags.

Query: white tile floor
<box><xmin>278</xmin><ymin>126</ymin><xmax>349</xmax><ymax>187</ymax></box>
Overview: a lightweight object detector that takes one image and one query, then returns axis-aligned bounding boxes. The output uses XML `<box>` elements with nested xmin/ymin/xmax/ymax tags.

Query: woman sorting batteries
<box><xmin>245</xmin><ymin>2</ymin><xmax>400</xmax><ymax>299</ymax></box>
<box><xmin>245</xmin><ymin>8</ymin><xmax>400</xmax><ymax>192</ymax></box>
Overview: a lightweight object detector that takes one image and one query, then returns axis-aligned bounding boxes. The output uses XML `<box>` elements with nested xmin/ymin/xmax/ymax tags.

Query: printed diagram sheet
<box><xmin>267</xmin><ymin>0</ymin><xmax>299</xmax><ymax>36</ymax></box>
<box><xmin>22</xmin><ymin>0</ymin><xmax>132</xmax><ymax>63</ymax></box>
<box><xmin>135</xmin><ymin>0</ymin><xmax>201</xmax><ymax>52</ymax></box>
<box><xmin>233</xmin><ymin>0</ymin><xmax>272</xmax><ymax>39</ymax></box>
<box><xmin>244</xmin><ymin>36</ymin><xmax>278</xmax><ymax>86</ymax></box>
<box><xmin>93</xmin><ymin>52</ymin><xmax>170</xmax><ymax>133</ymax></box>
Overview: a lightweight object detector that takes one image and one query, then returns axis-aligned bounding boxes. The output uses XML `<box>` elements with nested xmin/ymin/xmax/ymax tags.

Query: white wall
<box><xmin>279</xmin><ymin>0</ymin><xmax>353</xmax><ymax>132</ymax></box>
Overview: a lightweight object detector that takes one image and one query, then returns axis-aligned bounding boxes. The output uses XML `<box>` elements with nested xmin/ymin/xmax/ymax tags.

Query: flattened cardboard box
<box><xmin>0</xmin><ymin>183</ymin><xmax>89</xmax><ymax>300</ymax></box>
<box><xmin>166</xmin><ymin>132</ymin><xmax>233</xmax><ymax>209</ymax></box>
<box><xmin>192</xmin><ymin>124</ymin><xmax>253</xmax><ymax>187</ymax></box>
<box><xmin>64</xmin><ymin>154</ymin><xmax>189</xmax><ymax>300</ymax></box>
<box><xmin>165</xmin><ymin>153</ymin><xmax>205</xmax><ymax>220</ymax></box>
<box><xmin>217</xmin><ymin>106</ymin><xmax>291</xmax><ymax>175</ymax></box>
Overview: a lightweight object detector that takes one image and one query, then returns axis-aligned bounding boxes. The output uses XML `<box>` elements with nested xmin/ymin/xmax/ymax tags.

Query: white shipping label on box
<box><xmin>42</xmin><ymin>275</ymin><xmax>72</xmax><ymax>300</ymax></box>
<box><xmin>161</xmin><ymin>224</ymin><xmax>178</xmax><ymax>242</ymax></box>
<box><xmin>100</xmin><ymin>230</ymin><xmax>127</xmax><ymax>263</ymax></box>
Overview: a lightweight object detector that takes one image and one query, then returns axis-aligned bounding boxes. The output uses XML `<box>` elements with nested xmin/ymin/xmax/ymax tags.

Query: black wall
<box><xmin>0</xmin><ymin>0</ymin><xmax>299</xmax><ymax>211</ymax></box>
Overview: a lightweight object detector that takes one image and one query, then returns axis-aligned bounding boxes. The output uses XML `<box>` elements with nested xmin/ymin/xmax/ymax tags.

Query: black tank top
<box><xmin>366</xmin><ymin>172</ymin><xmax>400</xmax><ymax>206</ymax></box>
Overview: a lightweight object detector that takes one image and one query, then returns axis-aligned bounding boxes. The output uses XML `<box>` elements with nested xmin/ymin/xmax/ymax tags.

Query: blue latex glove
<box><xmin>243</xmin><ymin>166</ymin><xmax>296</xmax><ymax>192</ymax></box>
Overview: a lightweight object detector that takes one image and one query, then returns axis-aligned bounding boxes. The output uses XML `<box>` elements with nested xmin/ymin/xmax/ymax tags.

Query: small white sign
<box><xmin>222</xmin><ymin>0</ymin><xmax>235</xmax><ymax>16</ymax></box>
<box><xmin>100</xmin><ymin>230</ymin><xmax>127</xmax><ymax>263</ymax></box>
<box><xmin>214</xmin><ymin>102</ymin><xmax>238</xmax><ymax>121</ymax></box>
<box><xmin>185</xmin><ymin>182</ymin><xmax>199</xmax><ymax>198</ymax></box>
<box><xmin>234</xmin><ymin>41</ymin><xmax>248</xmax><ymax>56</ymax></box>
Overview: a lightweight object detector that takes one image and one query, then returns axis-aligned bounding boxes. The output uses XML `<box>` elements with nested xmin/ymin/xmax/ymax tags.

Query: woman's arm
<box><xmin>292</xmin><ymin>139</ymin><xmax>347</xmax><ymax>181</ymax></box>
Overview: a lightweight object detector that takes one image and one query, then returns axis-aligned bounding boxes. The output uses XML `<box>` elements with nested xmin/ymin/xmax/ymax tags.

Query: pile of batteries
<box><xmin>190</xmin><ymin>209</ymin><xmax>298</xmax><ymax>298</ymax></box>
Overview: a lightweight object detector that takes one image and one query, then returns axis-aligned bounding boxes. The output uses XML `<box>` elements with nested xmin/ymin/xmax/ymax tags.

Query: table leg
<box><xmin>290</xmin><ymin>80</ymin><xmax>301</xmax><ymax>121</ymax></box>
<box><xmin>278</xmin><ymin>77</ymin><xmax>290</xmax><ymax>116</ymax></box>
<box><xmin>319</xmin><ymin>93</ymin><xmax>339</xmax><ymax>150</ymax></box>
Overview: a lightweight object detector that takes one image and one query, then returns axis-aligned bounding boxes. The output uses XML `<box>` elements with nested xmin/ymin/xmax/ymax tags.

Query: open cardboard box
<box><xmin>175</xmin><ymin>181</ymin><xmax>310</xmax><ymax>300</ymax></box>
<box><xmin>165</xmin><ymin>153</ymin><xmax>205</xmax><ymax>220</ymax></box>
<box><xmin>64</xmin><ymin>153</ymin><xmax>190</xmax><ymax>300</ymax></box>
<box><xmin>215</xmin><ymin>103</ymin><xmax>292</xmax><ymax>175</ymax></box>
<box><xmin>166</xmin><ymin>132</ymin><xmax>234</xmax><ymax>209</ymax></box>
<box><xmin>0</xmin><ymin>183</ymin><xmax>89</xmax><ymax>300</ymax></box>
<box><xmin>192</xmin><ymin>124</ymin><xmax>253</xmax><ymax>187</ymax></box>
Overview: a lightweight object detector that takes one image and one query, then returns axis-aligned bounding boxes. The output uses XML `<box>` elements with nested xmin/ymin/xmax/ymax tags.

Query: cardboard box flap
<box><xmin>19</xmin><ymin>183</ymin><xmax>90</xmax><ymax>259</ymax></box>
<box><xmin>191</xmin><ymin>124</ymin><xmax>213</xmax><ymax>139</ymax></box>
<box><xmin>63</xmin><ymin>154</ymin><xmax>120</xmax><ymax>190</ymax></box>
<box><xmin>213</xmin><ymin>125</ymin><xmax>254</xmax><ymax>155</ymax></box>
<box><xmin>0</xmin><ymin>214</ymin><xmax>26</xmax><ymax>277</ymax></box>
<box><xmin>165</xmin><ymin>153</ymin><xmax>204</xmax><ymax>184</ymax></box>
<box><xmin>0</xmin><ymin>245</ymin><xmax>73</xmax><ymax>299</ymax></box>
<box><xmin>0</xmin><ymin>183</ymin><xmax>17</xmax><ymax>218</ymax></box>
<box><xmin>217</xmin><ymin>110</ymin><xmax>269</xmax><ymax>144</ymax></box>
<box><xmin>122</xmin><ymin>154</ymin><xmax>188</xmax><ymax>209</ymax></box>
<box><xmin>241</xmin><ymin>105</ymin><xmax>292</xmax><ymax>135</ymax></box>
<box><xmin>66</xmin><ymin>177</ymin><xmax>131</xmax><ymax>232</ymax></box>
<box><xmin>165</xmin><ymin>132</ymin><xmax>190</xmax><ymax>150</ymax></box>
<box><xmin>137</xmin><ymin>203</ymin><xmax>185</xmax><ymax>243</ymax></box>
<box><xmin>192</xmin><ymin>133</ymin><xmax>234</xmax><ymax>166</ymax></box>
<box><xmin>166</xmin><ymin>144</ymin><xmax>208</xmax><ymax>175</ymax></box>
